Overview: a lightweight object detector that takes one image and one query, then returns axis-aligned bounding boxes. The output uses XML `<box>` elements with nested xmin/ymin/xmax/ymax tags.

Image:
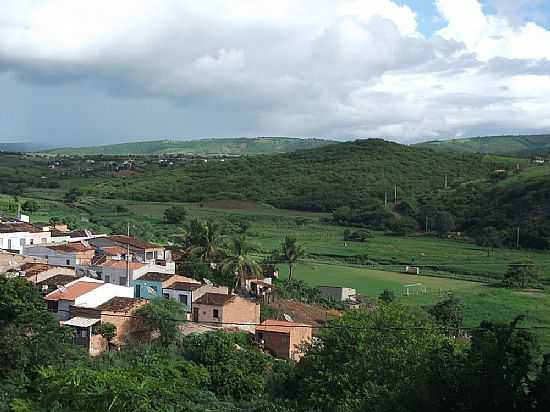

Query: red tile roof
<box><xmin>137</xmin><ymin>272</ymin><xmax>175</xmax><ymax>282</ymax></box>
<box><xmin>98</xmin><ymin>260</ymin><xmax>145</xmax><ymax>270</ymax></box>
<box><xmin>100</xmin><ymin>246</ymin><xmax>128</xmax><ymax>256</ymax></box>
<box><xmin>96</xmin><ymin>297</ymin><xmax>146</xmax><ymax>312</ymax></box>
<box><xmin>48</xmin><ymin>242</ymin><xmax>94</xmax><ymax>253</ymax></box>
<box><xmin>20</xmin><ymin>263</ymin><xmax>60</xmax><ymax>276</ymax></box>
<box><xmin>194</xmin><ymin>293</ymin><xmax>235</xmax><ymax>306</ymax></box>
<box><xmin>45</xmin><ymin>281</ymin><xmax>102</xmax><ymax>301</ymax></box>
<box><xmin>166</xmin><ymin>281</ymin><xmax>203</xmax><ymax>291</ymax></box>
<box><xmin>256</xmin><ymin>319</ymin><xmax>312</xmax><ymax>334</ymax></box>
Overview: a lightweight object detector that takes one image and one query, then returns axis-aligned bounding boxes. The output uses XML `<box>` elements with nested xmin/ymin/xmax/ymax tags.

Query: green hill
<box><xmin>44</xmin><ymin>137</ymin><xmax>336</xmax><ymax>156</ymax></box>
<box><xmin>415</xmin><ymin>134</ymin><xmax>550</xmax><ymax>156</ymax></box>
<box><xmin>83</xmin><ymin>139</ymin><xmax>491</xmax><ymax>211</ymax></box>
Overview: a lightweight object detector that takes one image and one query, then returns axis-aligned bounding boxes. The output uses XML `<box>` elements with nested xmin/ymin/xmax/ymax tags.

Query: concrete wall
<box><xmin>1</xmin><ymin>231</ymin><xmax>51</xmax><ymax>253</ymax></box>
<box><xmin>258</xmin><ymin>327</ymin><xmax>312</xmax><ymax>361</ymax></box>
<box><xmin>25</xmin><ymin>267</ymin><xmax>75</xmax><ymax>284</ymax></box>
<box><xmin>132</xmin><ymin>279</ymin><xmax>164</xmax><ymax>299</ymax></box>
<box><xmin>0</xmin><ymin>251</ymin><xmax>45</xmax><ymax>273</ymax></box>
<box><xmin>194</xmin><ymin>296</ymin><xmax>260</xmax><ymax>332</ymax></box>
<box><xmin>319</xmin><ymin>286</ymin><xmax>357</xmax><ymax>302</ymax></box>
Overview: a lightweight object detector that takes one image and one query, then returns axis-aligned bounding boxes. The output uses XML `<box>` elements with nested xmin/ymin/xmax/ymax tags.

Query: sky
<box><xmin>1</xmin><ymin>0</ymin><xmax>550</xmax><ymax>147</ymax></box>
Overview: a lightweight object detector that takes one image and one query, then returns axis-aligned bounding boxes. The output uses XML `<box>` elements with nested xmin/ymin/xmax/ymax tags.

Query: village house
<box><xmin>256</xmin><ymin>320</ymin><xmax>313</xmax><ymax>361</ymax></box>
<box><xmin>162</xmin><ymin>280</ymin><xmax>228</xmax><ymax>313</ymax></box>
<box><xmin>0</xmin><ymin>249</ymin><xmax>45</xmax><ymax>273</ymax></box>
<box><xmin>67</xmin><ymin>297</ymin><xmax>147</xmax><ymax>355</ymax></box>
<box><xmin>23</xmin><ymin>242</ymin><xmax>96</xmax><ymax>267</ymax></box>
<box><xmin>318</xmin><ymin>286</ymin><xmax>358</xmax><ymax>302</ymax></box>
<box><xmin>36</xmin><ymin>274</ymin><xmax>78</xmax><ymax>295</ymax></box>
<box><xmin>18</xmin><ymin>262</ymin><xmax>75</xmax><ymax>284</ymax></box>
<box><xmin>82</xmin><ymin>259</ymin><xmax>176</xmax><ymax>286</ymax></box>
<box><xmin>192</xmin><ymin>293</ymin><xmax>260</xmax><ymax>332</ymax></box>
<box><xmin>0</xmin><ymin>220</ymin><xmax>51</xmax><ymax>253</ymax></box>
<box><xmin>89</xmin><ymin>235</ymin><xmax>170</xmax><ymax>264</ymax></box>
<box><xmin>131</xmin><ymin>272</ymin><xmax>190</xmax><ymax>299</ymax></box>
<box><xmin>44</xmin><ymin>277</ymin><xmax>104</xmax><ymax>320</ymax></box>
<box><xmin>45</xmin><ymin>278</ymin><xmax>133</xmax><ymax>321</ymax></box>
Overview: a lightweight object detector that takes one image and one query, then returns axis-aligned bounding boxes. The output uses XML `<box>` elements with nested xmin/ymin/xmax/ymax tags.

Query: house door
<box><xmin>135</xmin><ymin>284</ymin><xmax>141</xmax><ymax>298</ymax></box>
<box><xmin>192</xmin><ymin>307</ymin><xmax>199</xmax><ymax>322</ymax></box>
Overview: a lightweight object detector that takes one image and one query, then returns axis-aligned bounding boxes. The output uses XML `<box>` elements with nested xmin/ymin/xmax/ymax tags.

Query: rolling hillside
<box><xmin>84</xmin><ymin>138</ymin><xmax>492</xmax><ymax>211</ymax></box>
<box><xmin>416</xmin><ymin>134</ymin><xmax>550</xmax><ymax>156</ymax></box>
<box><xmin>44</xmin><ymin>137</ymin><xmax>336</xmax><ymax>156</ymax></box>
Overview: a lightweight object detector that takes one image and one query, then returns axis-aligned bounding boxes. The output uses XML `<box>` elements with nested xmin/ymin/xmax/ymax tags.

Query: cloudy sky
<box><xmin>1</xmin><ymin>0</ymin><xmax>550</xmax><ymax>147</ymax></box>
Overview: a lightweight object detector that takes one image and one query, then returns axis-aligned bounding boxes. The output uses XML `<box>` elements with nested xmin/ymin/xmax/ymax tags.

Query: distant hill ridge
<box><xmin>44</xmin><ymin>137</ymin><xmax>337</xmax><ymax>156</ymax></box>
<box><xmin>415</xmin><ymin>134</ymin><xmax>550</xmax><ymax>156</ymax></box>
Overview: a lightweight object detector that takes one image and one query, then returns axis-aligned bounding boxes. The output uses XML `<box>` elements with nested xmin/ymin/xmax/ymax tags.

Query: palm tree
<box><xmin>280</xmin><ymin>236</ymin><xmax>305</xmax><ymax>281</ymax></box>
<box><xmin>185</xmin><ymin>219</ymin><xmax>225</xmax><ymax>263</ymax></box>
<box><xmin>222</xmin><ymin>236</ymin><xmax>261</xmax><ymax>293</ymax></box>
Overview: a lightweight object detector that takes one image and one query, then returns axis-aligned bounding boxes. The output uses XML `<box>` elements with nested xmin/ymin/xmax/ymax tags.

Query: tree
<box><xmin>533</xmin><ymin>354</ymin><xmax>550</xmax><ymax>411</ymax></box>
<box><xmin>0</xmin><ymin>277</ymin><xmax>83</xmax><ymax>407</ymax></box>
<box><xmin>135</xmin><ymin>298</ymin><xmax>187</xmax><ymax>347</ymax></box>
<box><xmin>379</xmin><ymin>289</ymin><xmax>395</xmax><ymax>304</ymax></box>
<box><xmin>428</xmin><ymin>295</ymin><xmax>464</xmax><ymax>332</ymax></box>
<box><xmin>503</xmin><ymin>260</ymin><xmax>541</xmax><ymax>289</ymax></box>
<box><xmin>476</xmin><ymin>226</ymin><xmax>502</xmax><ymax>255</ymax></box>
<box><xmin>63</xmin><ymin>187</ymin><xmax>81</xmax><ymax>204</ymax></box>
<box><xmin>186</xmin><ymin>219</ymin><xmax>225</xmax><ymax>263</ymax></box>
<box><xmin>343</xmin><ymin>229</ymin><xmax>369</xmax><ymax>242</ymax></box>
<box><xmin>293</xmin><ymin>305</ymin><xmax>450</xmax><ymax>412</ymax></box>
<box><xmin>387</xmin><ymin>216</ymin><xmax>417</xmax><ymax>236</ymax></box>
<box><xmin>463</xmin><ymin>317</ymin><xmax>537</xmax><ymax>412</ymax></box>
<box><xmin>222</xmin><ymin>236</ymin><xmax>261</xmax><ymax>292</ymax></box>
<box><xmin>95</xmin><ymin>322</ymin><xmax>117</xmax><ymax>349</ymax></box>
<box><xmin>180</xmin><ymin>331</ymin><xmax>271</xmax><ymax>401</ymax></box>
<box><xmin>279</xmin><ymin>236</ymin><xmax>305</xmax><ymax>281</ymax></box>
<box><xmin>21</xmin><ymin>200</ymin><xmax>40</xmax><ymax>213</ymax></box>
<box><xmin>164</xmin><ymin>205</ymin><xmax>187</xmax><ymax>224</ymax></box>
<box><xmin>434</xmin><ymin>211</ymin><xmax>455</xmax><ymax>236</ymax></box>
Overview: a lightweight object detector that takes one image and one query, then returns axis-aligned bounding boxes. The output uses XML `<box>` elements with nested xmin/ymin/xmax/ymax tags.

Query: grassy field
<box><xmin>278</xmin><ymin>262</ymin><xmax>550</xmax><ymax>348</ymax></box>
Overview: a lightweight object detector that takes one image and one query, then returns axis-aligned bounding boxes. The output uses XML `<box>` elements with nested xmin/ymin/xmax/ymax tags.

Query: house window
<box><xmin>145</xmin><ymin>252</ymin><xmax>154</xmax><ymax>261</ymax></box>
<box><xmin>66</xmin><ymin>259</ymin><xmax>70</xmax><ymax>266</ymax></box>
<box><xmin>179</xmin><ymin>295</ymin><xmax>188</xmax><ymax>305</ymax></box>
<box><xmin>135</xmin><ymin>284</ymin><xmax>141</xmax><ymax>298</ymax></box>
<box><xmin>47</xmin><ymin>300</ymin><xmax>58</xmax><ymax>312</ymax></box>
<box><xmin>213</xmin><ymin>309</ymin><xmax>219</xmax><ymax>320</ymax></box>
<box><xmin>163</xmin><ymin>293</ymin><xmax>169</xmax><ymax>299</ymax></box>
<box><xmin>41</xmin><ymin>238</ymin><xmax>47</xmax><ymax>243</ymax></box>
<box><xmin>30</xmin><ymin>239</ymin><xmax>34</xmax><ymax>245</ymax></box>
<box><xmin>104</xmin><ymin>275</ymin><xmax>111</xmax><ymax>283</ymax></box>
<box><xmin>119</xmin><ymin>277</ymin><xmax>128</xmax><ymax>286</ymax></box>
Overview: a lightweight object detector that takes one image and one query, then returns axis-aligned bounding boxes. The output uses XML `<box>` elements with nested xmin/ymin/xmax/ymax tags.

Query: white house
<box><xmin>0</xmin><ymin>220</ymin><xmax>51</xmax><ymax>253</ymax></box>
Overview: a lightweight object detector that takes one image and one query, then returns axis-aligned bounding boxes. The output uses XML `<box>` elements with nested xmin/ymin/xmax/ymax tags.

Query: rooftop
<box><xmin>45</xmin><ymin>281</ymin><xmax>103</xmax><ymax>301</ymax></box>
<box><xmin>136</xmin><ymin>272</ymin><xmax>175</xmax><ymax>282</ymax></box>
<box><xmin>0</xmin><ymin>221</ymin><xmax>44</xmax><ymax>234</ymax></box>
<box><xmin>165</xmin><ymin>281</ymin><xmax>203</xmax><ymax>291</ymax></box>
<box><xmin>194</xmin><ymin>293</ymin><xmax>235</xmax><ymax>306</ymax></box>
<box><xmin>104</xmin><ymin>235</ymin><xmax>159</xmax><ymax>250</ymax></box>
<box><xmin>98</xmin><ymin>260</ymin><xmax>145</xmax><ymax>270</ymax></box>
<box><xmin>36</xmin><ymin>274</ymin><xmax>76</xmax><ymax>287</ymax></box>
<box><xmin>20</xmin><ymin>262</ymin><xmax>62</xmax><ymax>276</ymax></box>
<box><xmin>96</xmin><ymin>296</ymin><xmax>146</xmax><ymax>312</ymax></box>
<box><xmin>256</xmin><ymin>319</ymin><xmax>312</xmax><ymax>334</ymax></box>
<box><xmin>99</xmin><ymin>246</ymin><xmax>128</xmax><ymax>256</ymax></box>
<box><xmin>61</xmin><ymin>317</ymin><xmax>100</xmax><ymax>328</ymax></box>
<box><xmin>48</xmin><ymin>242</ymin><xmax>94</xmax><ymax>253</ymax></box>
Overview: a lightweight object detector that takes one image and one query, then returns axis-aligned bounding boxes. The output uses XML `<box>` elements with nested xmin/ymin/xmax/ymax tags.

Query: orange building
<box><xmin>256</xmin><ymin>320</ymin><xmax>313</xmax><ymax>361</ymax></box>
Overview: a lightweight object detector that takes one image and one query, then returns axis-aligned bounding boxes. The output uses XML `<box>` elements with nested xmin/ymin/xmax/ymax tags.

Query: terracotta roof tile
<box><xmin>96</xmin><ymin>297</ymin><xmax>146</xmax><ymax>312</ymax></box>
<box><xmin>48</xmin><ymin>243</ymin><xmax>94</xmax><ymax>253</ymax></box>
<box><xmin>137</xmin><ymin>272</ymin><xmax>175</xmax><ymax>282</ymax></box>
<box><xmin>45</xmin><ymin>281</ymin><xmax>103</xmax><ymax>301</ymax></box>
<box><xmin>166</xmin><ymin>281</ymin><xmax>203</xmax><ymax>291</ymax></box>
<box><xmin>194</xmin><ymin>293</ymin><xmax>235</xmax><ymax>306</ymax></box>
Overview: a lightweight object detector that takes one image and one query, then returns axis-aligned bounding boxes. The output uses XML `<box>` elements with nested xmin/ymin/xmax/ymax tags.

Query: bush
<box><xmin>164</xmin><ymin>205</ymin><xmax>187</xmax><ymax>224</ymax></box>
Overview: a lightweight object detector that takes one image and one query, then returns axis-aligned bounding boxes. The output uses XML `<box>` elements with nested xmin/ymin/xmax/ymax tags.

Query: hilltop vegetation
<box><xmin>83</xmin><ymin>139</ymin><xmax>491</xmax><ymax>211</ymax></box>
<box><xmin>44</xmin><ymin>137</ymin><xmax>336</xmax><ymax>156</ymax></box>
<box><xmin>416</xmin><ymin>134</ymin><xmax>550</xmax><ymax>156</ymax></box>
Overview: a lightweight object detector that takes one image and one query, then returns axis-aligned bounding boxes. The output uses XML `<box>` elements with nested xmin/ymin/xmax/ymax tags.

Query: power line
<box><xmin>54</xmin><ymin>308</ymin><xmax>550</xmax><ymax>332</ymax></box>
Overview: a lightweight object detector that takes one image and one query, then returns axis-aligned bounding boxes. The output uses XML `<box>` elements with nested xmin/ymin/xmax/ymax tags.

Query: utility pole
<box><xmin>126</xmin><ymin>222</ymin><xmax>131</xmax><ymax>286</ymax></box>
<box><xmin>516</xmin><ymin>227</ymin><xmax>520</xmax><ymax>249</ymax></box>
<box><xmin>384</xmin><ymin>192</ymin><xmax>388</xmax><ymax>208</ymax></box>
<box><xmin>394</xmin><ymin>185</ymin><xmax>397</xmax><ymax>205</ymax></box>
<box><xmin>425</xmin><ymin>216</ymin><xmax>429</xmax><ymax>233</ymax></box>
<box><xmin>444</xmin><ymin>174</ymin><xmax>448</xmax><ymax>189</ymax></box>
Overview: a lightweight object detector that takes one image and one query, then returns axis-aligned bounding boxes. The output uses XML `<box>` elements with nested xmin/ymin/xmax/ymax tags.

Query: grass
<box><xmin>278</xmin><ymin>262</ymin><xmax>550</xmax><ymax>349</ymax></box>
